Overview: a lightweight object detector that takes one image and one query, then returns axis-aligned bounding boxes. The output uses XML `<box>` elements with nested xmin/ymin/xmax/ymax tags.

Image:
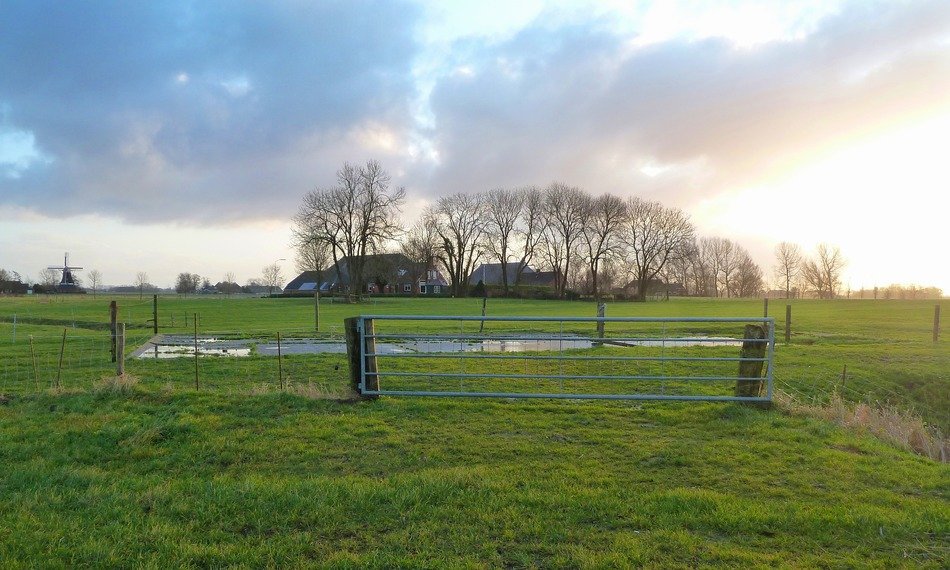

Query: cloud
<box><xmin>1</xmin><ymin>0</ymin><xmax>948</xmax><ymax>230</ymax></box>
<box><xmin>418</xmin><ymin>0</ymin><xmax>950</xmax><ymax>207</ymax></box>
<box><xmin>0</xmin><ymin>0</ymin><xmax>421</xmax><ymax>222</ymax></box>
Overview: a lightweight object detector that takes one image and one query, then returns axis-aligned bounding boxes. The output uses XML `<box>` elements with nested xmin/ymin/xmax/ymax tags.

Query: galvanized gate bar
<box><xmin>368</xmin><ymin>353</ymin><xmax>767</xmax><ymax>362</ymax></box>
<box><xmin>355</xmin><ymin>315</ymin><xmax>775</xmax><ymax>401</ymax></box>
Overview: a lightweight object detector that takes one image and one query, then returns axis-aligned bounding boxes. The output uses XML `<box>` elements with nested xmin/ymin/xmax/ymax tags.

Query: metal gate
<box><xmin>353</xmin><ymin>315</ymin><xmax>774</xmax><ymax>402</ymax></box>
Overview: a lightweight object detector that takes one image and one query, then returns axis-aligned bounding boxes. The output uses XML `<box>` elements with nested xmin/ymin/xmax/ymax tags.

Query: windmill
<box><xmin>47</xmin><ymin>252</ymin><xmax>85</xmax><ymax>293</ymax></box>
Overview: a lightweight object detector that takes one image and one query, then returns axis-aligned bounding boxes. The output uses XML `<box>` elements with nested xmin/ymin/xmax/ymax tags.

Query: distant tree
<box><xmin>261</xmin><ymin>264</ymin><xmax>283</xmax><ymax>295</ymax></box>
<box><xmin>773</xmin><ymin>242</ymin><xmax>803</xmax><ymax>299</ymax></box>
<box><xmin>0</xmin><ymin>268</ymin><xmax>10</xmax><ymax>281</ymax></box>
<box><xmin>220</xmin><ymin>272</ymin><xmax>238</xmax><ymax>296</ymax></box>
<box><xmin>512</xmin><ymin>185</ymin><xmax>544</xmax><ymax>286</ymax></box>
<box><xmin>432</xmin><ymin>193</ymin><xmax>485</xmax><ymax>297</ymax></box>
<box><xmin>580</xmin><ymin>193</ymin><xmax>627</xmax><ymax>299</ymax></box>
<box><xmin>175</xmin><ymin>273</ymin><xmax>201</xmax><ymax>294</ymax></box>
<box><xmin>87</xmin><ymin>269</ymin><xmax>102</xmax><ymax>297</ymax></box>
<box><xmin>294</xmin><ymin>160</ymin><xmax>405</xmax><ymax>297</ymax></box>
<box><xmin>201</xmin><ymin>278</ymin><xmax>212</xmax><ymax>292</ymax></box>
<box><xmin>134</xmin><ymin>272</ymin><xmax>149</xmax><ymax>299</ymax></box>
<box><xmin>401</xmin><ymin>212</ymin><xmax>440</xmax><ymax>293</ymax></box>
<box><xmin>621</xmin><ymin>198</ymin><xmax>695</xmax><ymax>302</ymax></box>
<box><xmin>540</xmin><ymin>183</ymin><xmax>588</xmax><ymax>298</ymax></box>
<box><xmin>731</xmin><ymin>248</ymin><xmax>764</xmax><ymax>297</ymax></box>
<box><xmin>39</xmin><ymin>268</ymin><xmax>60</xmax><ymax>289</ymax></box>
<box><xmin>803</xmin><ymin>243</ymin><xmax>846</xmax><ymax>299</ymax></box>
<box><xmin>483</xmin><ymin>187</ymin><xmax>525</xmax><ymax>295</ymax></box>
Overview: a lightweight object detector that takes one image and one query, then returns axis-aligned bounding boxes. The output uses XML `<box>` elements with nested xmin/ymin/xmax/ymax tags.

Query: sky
<box><xmin>1</xmin><ymin>0</ymin><xmax>948</xmax><ymax>291</ymax></box>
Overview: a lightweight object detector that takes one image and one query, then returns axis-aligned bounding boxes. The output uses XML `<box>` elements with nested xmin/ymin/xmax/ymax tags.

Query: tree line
<box><xmin>291</xmin><ymin>160</ymin><xmax>867</xmax><ymax>301</ymax></box>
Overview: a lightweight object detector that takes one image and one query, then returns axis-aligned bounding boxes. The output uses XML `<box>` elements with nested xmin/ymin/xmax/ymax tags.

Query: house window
<box><xmin>403</xmin><ymin>284</ymin><xmax>411</xmax><ymax>293</ymax></box>
<box><xmin>433</xmin><ymin>285</ymin><xmax>441</xmax><ymax>293</ymax></box>
<box><xmin>420</xmin><ymin>285</ymin><xmax>427</xmax><ymax>294</ymax></box>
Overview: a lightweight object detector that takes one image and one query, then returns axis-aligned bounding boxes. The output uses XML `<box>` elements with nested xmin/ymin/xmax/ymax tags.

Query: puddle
<box><xmin>136</xmin><ymin>334</ymin><xmax>741</xmax><ymax>359</ymax></box>
<box><xmin>135</xmin><ymin>336</ymin><xmax>253</xmax><ymax>359</ymax></box>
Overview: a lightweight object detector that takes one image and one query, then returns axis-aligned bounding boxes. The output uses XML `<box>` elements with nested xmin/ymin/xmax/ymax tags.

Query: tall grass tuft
<box><xmin>247</xmin><ymin>381</ymin><xmax>356</xmax><ymax>401</ymax></box>
<box><xmin>92</xmin><ymin>374</ymin><xmax>140</xmax><ymax>395</ymax></box>
<box><xmin>776</xmin><ymin>390</ymin><xmax>948</xmax><ymax>462</ymax></box>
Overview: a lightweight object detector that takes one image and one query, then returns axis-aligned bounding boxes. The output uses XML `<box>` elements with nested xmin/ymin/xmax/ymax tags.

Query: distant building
<box><xmin>622</xmin><ymin>279</ymin><xmax>687</xmax><ymax>298</ymax></box>
<box><xmin>416</xmin><ymin>267</ymin><xmax>449</xmax><ymax>295</ymax></box>
<box><xmin>284</xmin><ymin>254</ymin><xmax>448</xmax><ymax>295</ymax></box>
<box><xmin>467</xmin><ymin>263</ymin><xmax>556</xmax><ymax>288</ymax></box>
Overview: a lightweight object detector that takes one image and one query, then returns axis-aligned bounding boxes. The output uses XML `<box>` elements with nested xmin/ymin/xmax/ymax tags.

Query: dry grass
<box><xmin>776</xmin><ymin>390</ymin><xmax>949</xmax><ymax>462</ymax></box>
<box><xmin>92</xmin><ymin>374</ymin><xmax>140</xmax><ymax>395</ymax></box>
<box><xmin>247</xmin><ymin>381</ymin><xmax>356</xmax><ymax>401</ymax></box>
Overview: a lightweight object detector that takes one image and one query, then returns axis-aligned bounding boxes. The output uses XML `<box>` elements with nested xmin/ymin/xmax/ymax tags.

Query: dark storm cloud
<box><xmin>420</xmin><ymin>0</ymin><xmax>950</xmax><ymax>206</ymax></box>
<box><xmin>0</xmin><ymin>0</ymin><xmax>420</xmax><ymax>221</ymax></box>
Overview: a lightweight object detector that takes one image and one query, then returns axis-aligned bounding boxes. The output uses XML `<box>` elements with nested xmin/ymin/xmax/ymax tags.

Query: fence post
<box><xmin>314</xmin><ymin>291</ymin><xmax>320</xmax><ymax>334</ymax></box>
<box><xmin>193</xmin><ymin>313</ymin><xmax>199</xmax><ymax>390</ymax></box>
<box><xmin>595</xmin><ymin>303</ymin><xmax>606</xmax><ymax>346</ymax></box>
<box><xmin>11</xmin><ymin>314</ymin><xmax>15</xmax><ymax>344</ymax></box>
<box><xmin>152</xmin><ymin>294</ymin><xmax>158</xmax><ymax>335</ymax></box>
<box><xmin>345</xmin><ymin>317</ymin><xmax>379</xmax><ymax>400</ymax></box>
<box><xmin>277</xmin><ymin>331</ymin><xmax>284</xmax><ymax>390</ymax></box>
<box><xmin>56</xmin><ymin>327</ymin><xmax>67</xmax><ymax>389</ymax></box>
<box><xmin>763</xmin><ymin>298</ymin><xmax>769</xmax><ymax>317</ymax></box>
<box><xmin>110</xmin><ymin>300</ymin><xmax>117</xmax><ymax>362</ymax></box>
<box><xmin>785</xmin><ymin>305</ymin><xmax>792</xmax><ymax>344</ymax></box>
<box><xmin>29</xmin><ymin>335</ymin><xmax>39</xmax><ymax>391</ymax></box>
<box><xmin>736</xmin><ymin>324</ymin><xmax>767</xmax><ymax>401</ymax></box>
<box><xmin>934</xmin><ymin>304</ymin><xmax>941</xmax><ymax>343</ymax></box>
<box><xmin>479</xmin><ymin>297</ymin><xmax>488</xmax><ymax>333</ymax></box>
<box><xmin>116</xmin><ymin>323</ymin><xmax>126</xmax><ymax>377</ymax></box>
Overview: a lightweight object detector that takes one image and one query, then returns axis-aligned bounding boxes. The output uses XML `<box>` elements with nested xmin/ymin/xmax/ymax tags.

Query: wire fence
<box><xmin>0</xmin><ymin>306</ymin><xmax>945</xmax><ymax>432</ymax></box>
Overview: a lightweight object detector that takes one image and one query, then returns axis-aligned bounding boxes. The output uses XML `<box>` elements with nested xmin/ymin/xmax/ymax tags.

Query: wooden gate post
<box><xmin>345</xmin><ymin>317</ymin><xmax>379</xmax><ymax>400</ymax></box>
<box><xmin>736</xmin><ymin>324</ymin><xmax>767</xmax><ymax>401</ymax></box>
<box><xmin>595</xmin><ymin>303</ymin><xmax>606</xmax><ymax>346</ymax></box>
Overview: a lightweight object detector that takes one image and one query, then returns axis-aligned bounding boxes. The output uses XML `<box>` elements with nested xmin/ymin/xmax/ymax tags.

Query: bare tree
<box><xmin>222</xmin><ymin>271</ymin><xmax>238</xmax><ymax>297</ymax></box>
<box><xmin>261</xmin><ymin>264</ymin><xmax>283</xmax><ymax>296</ymax></box>
<box><xmin>621</xmin><ymin>197</ymin><xmax>695</xmax><ymax>302</ymax></box>
<box><xmin>803</xmin><ymin>243</ymin><xmax>846</xmax><ymax>299</ymax></box>
<box><xmin>87</xmin><ymin>269</ymin><xmax>102</xmax><ymax>297</ymax></box>
<box><xmin>295</xmin><ymin>160</ymin><xmax>405</xmax><ymax>297</ymax></box>
<box><xmin>540</xmin><ymin>183</ymin><xmax>588</xmax><ymax>298</ymax></box>
<box><xmin>134</xmin><ymin>272</ymin><xmax>149</xmax><ymax>299</ymax></box>
<box><xmin>580</xmin><ymin>193</ymin><xmax>627</xmax><ymax>299</ymax></box>
<box><xmin>513</xmin><ymin>185</ymin><xmax>544</xmax><ymax>286</ymax></box>
<box><xmin>484</xmin><ymin>188</ymin><xmax>525</xmax><ymax>295</ymax></box>
<box><xmin>433</xmin><ymin>193</ymin><xmax>485</xmax><ymax>297</ymax></box>
<box><xmin>39</xmin><ymin>268</ymin><xmax>59</xmax><ymax>290</ymax></box>
<box><xmin>176</xmin><ymin>273</ymin><xmax>201</xmax><ymax>294</ymax></box>
<box><xmin>401</xmin><ymin>212</ymin><xmax>440</xmax><ymax>292</ymax></box>
<box><xmin>731</xmin><ymin>247</ymin><xmax>764</xmax><ymax>297</ymax></box>
<box><xmin>773</xmin><ymin>242</ymin><xmax>803</xmax><ymax>299</ymax></box>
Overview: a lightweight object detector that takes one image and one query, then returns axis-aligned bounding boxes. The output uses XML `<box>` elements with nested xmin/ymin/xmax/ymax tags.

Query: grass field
<box><xmin>0</xmin><ymin>294</ymin><xmax>947</xmax><ymax>566</ymax></box>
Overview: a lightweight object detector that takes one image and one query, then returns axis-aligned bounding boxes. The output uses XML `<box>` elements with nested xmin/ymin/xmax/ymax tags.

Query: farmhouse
<box><xmin>284</xmin><ymin>253</ymin><xmax>448</xmax><ymax>295</ymax></box>
<box><xmin>621</xmin><ymin>278</ymin><xmax>687</xmax><ymax>298</ymax></box>
<box><xmin>468</xmin><ymin>263</ymin><xmax>557</xmax><ymax>288</ymax></box>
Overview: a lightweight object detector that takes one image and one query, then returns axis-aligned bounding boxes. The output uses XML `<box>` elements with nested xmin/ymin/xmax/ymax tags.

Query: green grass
<box><xmin>0</xmin><ymin>295</ymin><xmax>947</xmax><ymax>566</ymax></box>
<box><xmin>1</xmin><ymin>390</ymin><xmax>947</xmax><ymax>567</ymax></box>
